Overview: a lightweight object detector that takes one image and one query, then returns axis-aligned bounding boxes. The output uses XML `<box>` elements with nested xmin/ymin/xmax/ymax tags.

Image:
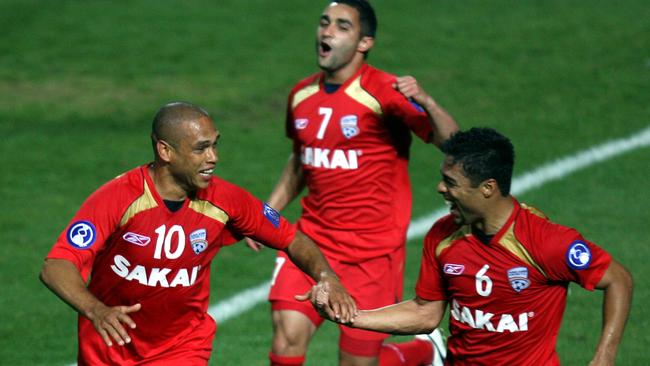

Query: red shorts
<box><xmin>268</xmin><ymin>247</ymin><xmax>404</xmax><ymax>343</ymax></box>
<box><xmin>77</xmin><ymin>314</ymin><xmax>215</xmax><ymax>365</ymax></box>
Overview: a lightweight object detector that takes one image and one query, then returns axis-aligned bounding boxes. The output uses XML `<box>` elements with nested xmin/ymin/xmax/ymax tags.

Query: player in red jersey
<box><xmin>245</xmin><ymin>1</ymin><xmax>459</xmax><ymax>365</ymax></box>
<box><xmin>39</xmin><ymin>102</ymin><xmax>356</xmax><ymax>365</ymax></box>
<box><xmin>315</xmin><ymin>127</ymin><xmax>633</xmax><ymax>365</ymax></box>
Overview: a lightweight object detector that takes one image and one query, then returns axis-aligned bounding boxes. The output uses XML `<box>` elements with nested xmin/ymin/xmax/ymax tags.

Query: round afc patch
<box><xmin>66</xmin><ymin>220</ymin><xmax>97</xmax><ymax>249</ymax></box>
<box><xmin>566</xmin><ymin>240</ymin><xmax>591</xmax><ymax>270</ymax></box>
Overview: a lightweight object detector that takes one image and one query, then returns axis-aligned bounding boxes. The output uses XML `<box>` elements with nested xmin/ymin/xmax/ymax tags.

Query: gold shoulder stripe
<box><xmin>435</xmin><ymin>225</ymin><xmax>471</xmax><ymax>257</ymax></box>
<box><xmin>189</xmin><ymin>200</ymin><xmax>229</xmax><ymax>224</ymax></box>
<box><xmin>344</xmin><ymin>76</ymin><xmax>383</xmax><ymax>115</ymax></box>
<box><xmin>520</xmin><ymin>203</ymin><xmax>548</xmax><ymax>220</ymax></box>
<box><xmin>120</xmin><ymin>179</ymin><xmax>158</xmax><ymax>226</ymax></box>
<box><xmin>498</xmin><ymin>222</ymin><xmax>548</xmax><ymax>278</ymax></box>
<box><xmin>291</xmin><ymin>80</ymin><xmax>320</xmax><ymax>110</ymax></box>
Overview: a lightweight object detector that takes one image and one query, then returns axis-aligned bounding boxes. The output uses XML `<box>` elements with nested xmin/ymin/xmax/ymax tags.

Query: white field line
<box><xmin>209</xmin><ymin>125</ymin><xmax>650</xmax><ymax>323</ymax></box>
<box><xmin>66</xmin><ymin>126</ymin><xmax>650</xmax><ymax>366</ymax></box>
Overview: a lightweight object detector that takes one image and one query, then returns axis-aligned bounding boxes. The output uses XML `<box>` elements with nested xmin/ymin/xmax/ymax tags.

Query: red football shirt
<box><xmin>287</xmin><ymin>63</ymin><xmax>433</xmax><ymax>261</ymax></box>
<box><xmin>416</xmin><ymin>199</ymin><xmax>611</xmax><ymax>366</ymax></box>
<box><xmin>47</xmin><ymin>165</ymin><xmax>296</xmax><ymax>362</ymax></box>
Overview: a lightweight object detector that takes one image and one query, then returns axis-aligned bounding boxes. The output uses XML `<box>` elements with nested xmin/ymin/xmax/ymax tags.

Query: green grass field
<box><xmin>1</xmin><ymin>0</ymin><xmax>648</xmax><ymax>364</ymax></box>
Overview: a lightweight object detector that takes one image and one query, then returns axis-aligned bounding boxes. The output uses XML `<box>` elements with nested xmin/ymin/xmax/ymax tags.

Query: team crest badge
<box><xmin>340</xmin><ymin>115</ymin><xmax>359</xmax><ymax>138</ymax></box>
<box><xmin>295</xmin><ymin>118</ymin><xmax>309</xmax><ymax>130</ymax></box>
<box><xmin>190</xmin><ymin>229</ymin><xmax>208</xmax><ymax>255</ymax></box>
<box><xmin>566</xmin><ymin>240</ymin><xmax>591</xmax><ymax>270</ymax></box>
<box><xmin>66</xmin><ymin>220</ymin><xmax>97</xmax><ymax>249</ymax></box>
<box><xmin>507</xmin><ymin>266</ymin><xmax>530</xmax><ymax>292</ymax></box>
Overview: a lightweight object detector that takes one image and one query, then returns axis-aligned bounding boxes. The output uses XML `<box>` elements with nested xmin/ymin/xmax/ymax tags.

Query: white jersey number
<box><xmin>153</xmin><ymin>224</ymin><xmax>186</xmax><ymax>259</ymax></box>
<box><xmin>270</xmin><ymin>256</ymin><xmax>287</xmax><ymax>286</ymax></box>
<box><xmin>316</xmin><ymin>107</ymin><xmax>333</xmax><ymax>140</ymax></box>
<box><xmin>475</xmin><ymin>264</ymin><xmax>493</xmax><ymax>297</ymax></box>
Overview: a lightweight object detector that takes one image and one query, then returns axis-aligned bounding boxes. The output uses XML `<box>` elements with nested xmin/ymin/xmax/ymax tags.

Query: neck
<box><xmin>148</xmin><ymin>163</ymin><xmax>190</xmax><ymax>201</ymax></box>
<box><xmin>473</xmin><ymin>196</ymin><xmax>514</xmax><ymax>235</ymax></box>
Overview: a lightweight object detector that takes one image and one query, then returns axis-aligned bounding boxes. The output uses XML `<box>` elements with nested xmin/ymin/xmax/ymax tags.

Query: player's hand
<box><xmin>88</xmin><ymin>302</ymin><xmax>141</xmax><ymax>347</ymax></box>
<box><xmin>393</xmin><ymin>75</ymin><xmax>431</xmax><ymax>107</ymax></box>
<box><xmin>296</xmin><ymin>280</ymin><xmax>357</xmax><ymax>324</ymax></box>
<box><xmin>244</xmin><ymin>237</ymin><xmax>264</xmax><ymax>252</ymax></box>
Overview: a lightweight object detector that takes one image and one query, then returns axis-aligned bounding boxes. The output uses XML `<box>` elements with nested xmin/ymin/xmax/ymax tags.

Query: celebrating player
<box><xmin>40</xmin><ymin>102</ymin><xmax>356</xmax><ymax>365</ymax></box>
<box><xmin>245</xmin><ymin>1</ymin><xmax>459</xmax><ymax>365</ymax></box>
<box><xmin>314</xmin><ymin>127</ymin><xmax>633</xmax><ymax>365</ymax></box>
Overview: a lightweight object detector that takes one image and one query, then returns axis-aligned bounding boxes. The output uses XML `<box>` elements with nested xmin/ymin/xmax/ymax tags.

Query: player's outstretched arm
<box><xmin>349</xmin><ymin>297</ymin><xmax>445</xmax><ymax>334</ymax></box>
<box><xmin>589</xmin><ymin>259</ymin><xmax>633</xmax><ymax>366</ymax></box>
<box><xmin>394</xmin><ymin>75</ymin><xmax>458</xmax><ymax>147</ymax></box>
<box><xmin>40</xmin><ymin>258</ymin><xmax>141</xmax><ymax>347</ymax></box>
<box><xmin>285</xmin><ymin>231</ymin><xmax>357</xmax><ymax>323</ymax></box>
<box><xmin>245</xmin><ymin>152</ymin><xmax>306</xmax><ymax>251</ymax></box>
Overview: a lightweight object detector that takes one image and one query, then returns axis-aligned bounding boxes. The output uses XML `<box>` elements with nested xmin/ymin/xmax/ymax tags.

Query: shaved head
<box><xmin>151</xmin><ymin>101</ymin><xmax>211</xmax><ymax>155</ymax></box>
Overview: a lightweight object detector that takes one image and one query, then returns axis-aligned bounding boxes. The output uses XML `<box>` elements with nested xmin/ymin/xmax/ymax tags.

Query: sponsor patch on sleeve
<box><xmin>566</xmin><ymin>240</ymin><xmax>592</xmax><ymax>270</ymax></box>
<box><xmin>263</xmin><ymin>203</ymin><xmax>280</xmax><ymax>228</ymax></box>
<box><xmin>409</xmin><ymin>98</ymin><xmax>425</xmax><ymax>112</ymax></box>
<box><xmin>66</xmin><ymin>220</ymin><xmax>97</xmax><ymax>249</ymax></box>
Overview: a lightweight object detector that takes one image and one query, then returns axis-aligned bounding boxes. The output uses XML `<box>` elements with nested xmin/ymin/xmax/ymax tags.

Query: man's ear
<box><xmin>358</xmin><ymin>36</ymin><xmax>374</xmax><ymax>53</ymax></box>
<box><xmin>157</xmin><ymin>140</ymin><xmax>173</xmax><ymax>163</ymax></box>
<box><xmin>481</xmin><ymin>179</ymin><xmax>499</xmax><ymax>198</ymax></box>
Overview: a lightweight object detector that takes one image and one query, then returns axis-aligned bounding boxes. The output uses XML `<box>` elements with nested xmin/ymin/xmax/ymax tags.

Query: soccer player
<box><xmin>314</xmin><ymin>127</ymin><xmax>634</xmax><ymax>365</ymax></box>
<box><xmin>245</xmin><ymin>1</ymin><xmax>459</xmax><ymax>365</ymax></box>
<box><xmin>39</xmin><ymin>102</ymin><xmax>357</xmax><ymax>365</ymax></box>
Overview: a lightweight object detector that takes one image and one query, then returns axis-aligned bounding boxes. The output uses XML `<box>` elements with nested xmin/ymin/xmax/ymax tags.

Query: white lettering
<box><xmin>110</xmin><ymin>255</ymin><xmax>201</xmax><ymax>288</ymax></box>
<box><xmin>300</xmin><ymin>147</ymin><xmax>361</xmax><ymax>170</ymax></box>
<box><xmin>170</xmin><ymin>268</ymin><xmax>190</xmax><ymax>287</ymax></box>
<box><xmin>330</xmin><ymin>149</ymin><xmax>349</xmax><ymax>169</ymax></box>
<box><xmin>125</xmin><ymin>265</ymin><xmax>148</xmax><ymax>285</ymax></box>
<box><xmin>314</xmin><ymin>148</ymin><xmax>330</xmax><ymax>168</ymax></box>
<box><xmin>111</xmin><ymin>254</ymin><xmax>130</xmax><ymax>277</ymax></box>
<box><xmin>148</xmin><ymin>267</ymin><xmax>172</xmax><ymax>287</ymax></box>
<box><xmin>451</xmin><ymin>299</ymin><xmax>530</xmax><ymax>334</ymax></box>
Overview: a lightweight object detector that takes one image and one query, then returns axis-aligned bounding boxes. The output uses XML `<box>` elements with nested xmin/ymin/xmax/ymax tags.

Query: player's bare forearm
<box><xmin>590</xmin><ymin>259</ymin><xmax>633</xmax><ymax>365</ymax></box>
<box><xmin>40</xmin><ymin>258</ymin><xmax>140</xmax><ymax>346</ymax></box>
<box><xmin>350</xmin><ymin>297</ymin><xmax>445</xmax><ymax>335</ymax></box>
<box><xmin>421</xmin><ymin>97</ymin><xmax>459</xmax><ymax>147</ymax></box>
<box><xmin>245</xmin><ymin>154</ymin><xmax>305</xmax><ymax>251</ymax></box>
<box><xmin>285</xmin><ymin>231</ymin><xmax>357</xmax><ymax>322</ymax></box>
<box><xmin>267</xmin><ymin>152</ymin><xmax>305</xmax><ymax>211</ymax></box>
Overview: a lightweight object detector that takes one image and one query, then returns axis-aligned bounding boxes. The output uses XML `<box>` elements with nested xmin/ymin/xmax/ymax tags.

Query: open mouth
<box><xmin>319</xmin><ymin>41</ymin><xmax>332</xmax><ymax>56</ymax></box>
<box><xmin>199</xmin><ymin>168</ymin><xmax>213</xmax><ymax>178</ymax></box>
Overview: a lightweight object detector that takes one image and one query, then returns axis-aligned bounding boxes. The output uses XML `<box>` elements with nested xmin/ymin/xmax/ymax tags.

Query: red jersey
<box><xmin>287</xmin><ymin>63</ymin><xmax>433</xmax><ymax>261</ymax></box>
<box><xmin>46</xmin><ymin>165</ymin><xmax>295</xmax><ymax>363</ymax></box>
<box><xmin>415</xmin><ymin>199</ymin><xmax>611</xmax><ymax>366</ymax></box>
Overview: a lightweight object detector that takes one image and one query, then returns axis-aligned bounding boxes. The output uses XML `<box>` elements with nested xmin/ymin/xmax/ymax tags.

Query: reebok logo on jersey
<box><xmin>122</xmin><ymin>232</ymin><xmax>151</xmax><ymax>247</ymax></box>
<box><xmin>507</xmin><ymin>266</ymin><xmax>530</xmax><ymax>292</ymax></box>
<box><xmin>340</xmin><ymin>115</ymin><xmax>359</xmax><ymax>138</ymax></box>
<box><xmin>67</xmin><ymin>220</ymin><xmax>97</xmax><ymax>249</ymax></box>
<box><xmin>444</xmin><ymin>263</ymin><xmax>465</xmax><ymax>275</ymax></box>
<box><xmin>566</xmin><ymin>240</ymin><xmax>591</xmax><ymax>270</ymax></box>
<box><xmin>295</xmin><ymin>118</ymin><xmax>309</xmax><ymax>130</ymax></box>
<box><xmin>190</xmin><ymin>229</ymin><xmax>208</xmax><ymax>254</ymax></box>
<box><xmin>301</xmin><ymin>147</ymin><xmax>361</xmax><ymax>170</ymax></box>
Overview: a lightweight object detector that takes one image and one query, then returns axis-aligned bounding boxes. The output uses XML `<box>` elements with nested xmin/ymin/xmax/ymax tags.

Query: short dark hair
<box><xmin>332</xmin><ymin>0</ymin><xmax>377</xmax><ymax>38</ymax></box>
<box><xmin>441</xmin><ymin>127</ymin><xmax>515</xmax><ymax>196</ymax></box>
<box><xmin>151</xmin><ymin>101</ymin><xmax>210</xmax><ymax>153</ymax></box>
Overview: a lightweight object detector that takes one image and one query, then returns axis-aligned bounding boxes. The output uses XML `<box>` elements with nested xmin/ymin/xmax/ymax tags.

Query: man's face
<box><xmin>316</xmin><ymin>3</ymin><xmax>365</xmax><ymax>73</ymax></box>
<box><xmin>437</xmin><ymin>156</ymin><xmax>484</xmax><ymax>226</ymax></box>
<box><xmin>167</xmin><ymin>116</ymin><xmax>219</xmax><ymax>192</ymax></box>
